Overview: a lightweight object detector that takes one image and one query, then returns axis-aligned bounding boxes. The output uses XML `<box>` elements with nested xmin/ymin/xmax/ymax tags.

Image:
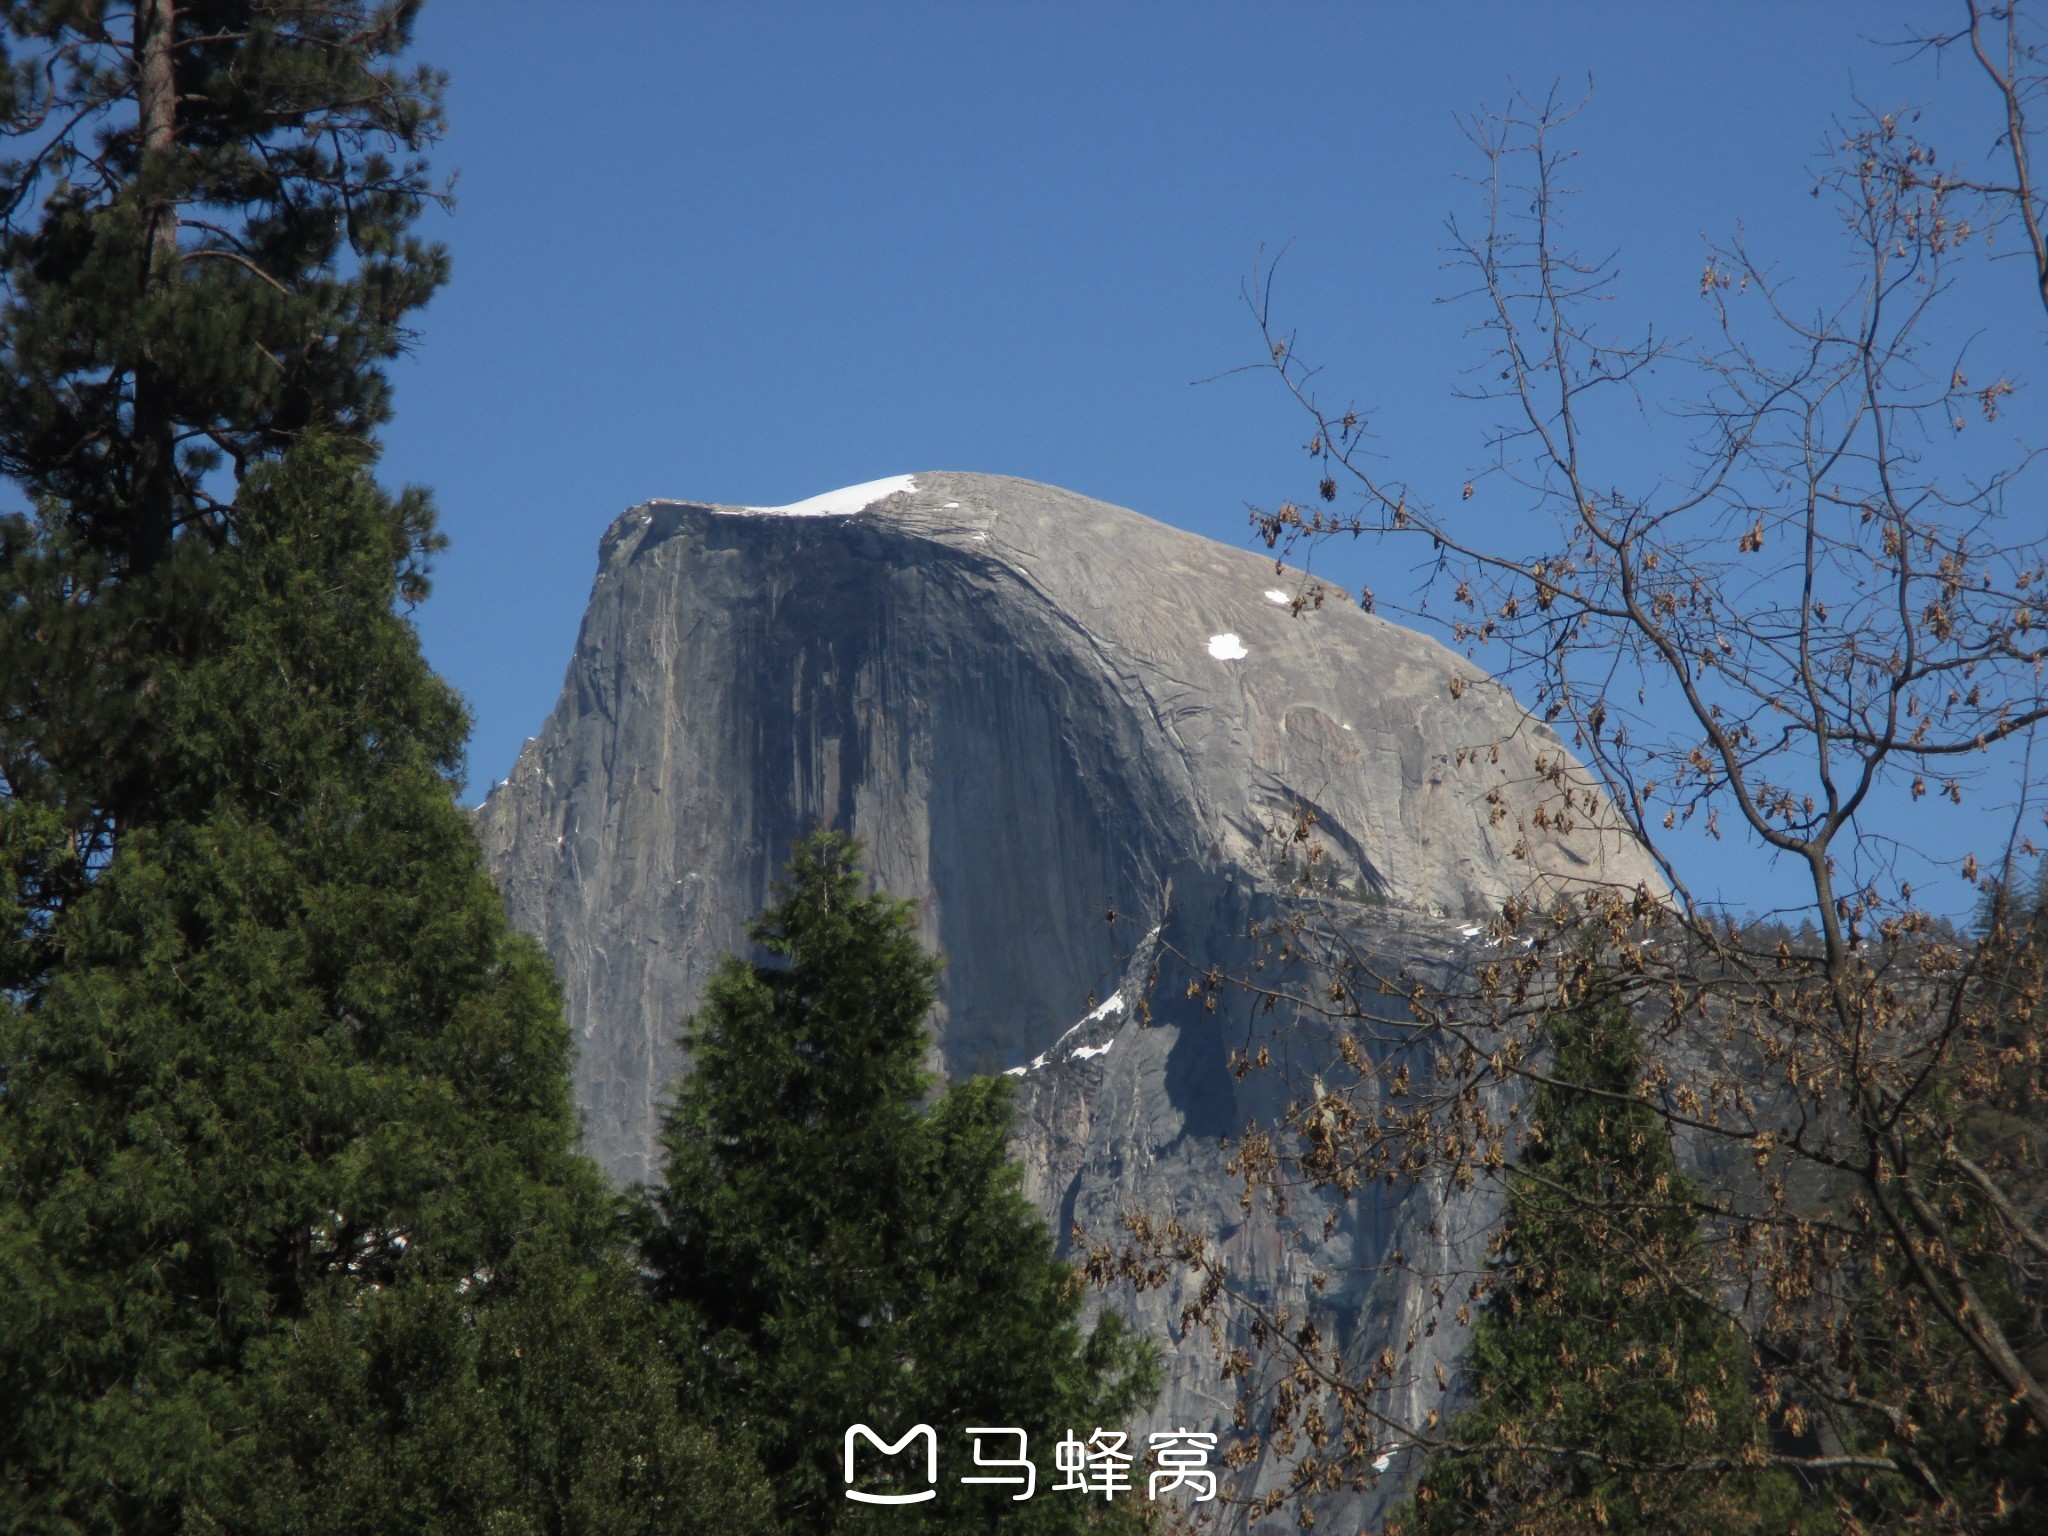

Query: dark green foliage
<box><xmin>0</xmin><ymin>0</ymin><xmax>454</xmax><ymax>980</ymax></box>
<box><xmin>0</xmin><ymin>446</ymin><xmax>770</xmax><ymax>1534</ymax></box>
<box><xmin>640</xmin><ymin>830</ymin><xmax>1159</xmax><ymax>1534</ymax></box>
<box><xmin>0</xmin><ymin>9</ymin><xmax>771</xmax><ymax>1530</ymax></box>
<box><xmin>1391</xmin><ymin>978</ymin><xmax>1817</xmax><ymax>1536</ymax></box>
<box><xmin>220</xmin><ymin>1237</ymin><xmax>776</xmax><ymax>1536</ymax></box>
<box><xmin>0</xmin><ymin>1</ymin><xmax>449</xmax><ymax>574</ymax></box>
<box><xmin>1833</xmin><ymin>865</ymin><xmax>2048</xmax><ymax>1534</ymax></box>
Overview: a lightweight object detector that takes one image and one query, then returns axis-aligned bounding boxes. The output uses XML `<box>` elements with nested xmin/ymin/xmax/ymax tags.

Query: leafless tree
<box><xmin>1097</xmin><ymin>29</ymin><xmax>2048</xmax><ymax>1531</ymax></box>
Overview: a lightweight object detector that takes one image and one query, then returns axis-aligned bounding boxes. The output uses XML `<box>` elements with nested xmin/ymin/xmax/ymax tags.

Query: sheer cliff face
<box><xmin>477</xmin><ymin>471</ymin><xmax>1648</xmax><ymax>1182</ymax></box>
<box><xmin>475</xmin><ymin>471</ymin><xmax>1659</xmax><ymax>1527</ymax></box>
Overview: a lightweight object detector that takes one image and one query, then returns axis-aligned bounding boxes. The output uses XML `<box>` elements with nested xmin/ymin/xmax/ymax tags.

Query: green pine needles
<box><xmin>0</xmin><ymin>445</ymin><xmax>771</xmax><ymax>1534</ymax></box>
<box><xmin>1391</xmin><ymin>974</ymin><xmax>1817</xmax><ymax>1536</ymax></box>
<box><xmin>0</xmin><ymin>0</ymin><xmax>451</xmax><ymax>576</ymax></box>
<box><xmin>0</xmin><ymin>12</ymin><xmax>776</xmax><ymax>1525</ymax></box>
<box><xmin>0</xmin><ymin>0</ymin><xmax>457</xmax><ymax>1003</ymax></box>
<box><xmin>639</xmin><ymin>830</ymin><xmax>1159</xmax><ymax>1535</ymax></box>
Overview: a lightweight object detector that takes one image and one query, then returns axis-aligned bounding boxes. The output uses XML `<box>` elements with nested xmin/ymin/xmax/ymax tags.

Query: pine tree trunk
<box><xmin>131</xmin><ymin>0</ymin><xmax>179</xmax><ymax>572</ymax></box>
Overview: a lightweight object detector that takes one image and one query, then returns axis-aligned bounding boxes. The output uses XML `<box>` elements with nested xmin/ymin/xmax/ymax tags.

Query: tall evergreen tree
<box><xmin>0</xmin><ymin>1</ymin><xmax>453</xmax><ymax>970</ymax></box>
<box><xmin>0</xmin><ymin>8</ymin><xmax>774</xmax><ymax>1529</ymax></box>
<box><xmin>0</xmin><ymin>445</ymin><xmax>773</xmax><ymax>1534</ymax></box>
<box><xmin>639</xmin><ymin>831</ymin><xmax>1160</xmax><ymax>1535</ymax></box>
<box><xmin>1390</xmin><ymin>977</ymin><xmax>1815</xmax><ymax>1536</ymax></box>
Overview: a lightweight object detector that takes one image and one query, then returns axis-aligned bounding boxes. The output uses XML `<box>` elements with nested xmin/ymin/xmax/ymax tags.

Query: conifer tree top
<box><xmin>641</xmin><ymin>830</ymin><xmax>1157</xmax><ymax>1534</ymax></box>
<box><xmin>0</xmin><ymin>1</ymin><xmax>448</xmax><ymax>571</ymax></box>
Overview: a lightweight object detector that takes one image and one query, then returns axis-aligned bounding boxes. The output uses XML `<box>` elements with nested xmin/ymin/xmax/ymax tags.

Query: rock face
<box><xmin>475</xmin><ymin>471</ymin><xmax>1659</xmax><ymax>1529</ymax></box>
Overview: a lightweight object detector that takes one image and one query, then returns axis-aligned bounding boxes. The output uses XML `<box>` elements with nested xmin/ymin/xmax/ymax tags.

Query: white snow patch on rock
<box><xmin>1207</xmin><ymin>632</ymin><xmax>1248</xmax><ymax>661</ymax></box>
<box><xmin>1264</xmin><ymin>589</ymin><xmax>1290</xmax><ymax>605</ymax></box>
<box><xmin>1071</xmin><ymin>1040</ymin><xmax>1114</xmax><ymax>1062</ymax></box>
<box><xmin>735</xmin><ymin>474</ymin><xmax>918</xmax><ymax>518</ymax></box>
<box><xmin>1004</xmin><ymin>994</ymin><xmax>1128</xmax><ymax>1075</ymax></box>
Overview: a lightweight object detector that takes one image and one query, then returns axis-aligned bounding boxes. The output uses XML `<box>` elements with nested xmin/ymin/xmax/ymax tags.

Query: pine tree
<box><xmin>0</xmin><ymin>1</ymin><xmax>454</xmax><ymax>971</ymax></box>
<box><xmin>639</xmin><ymin>831</ymin><xmax>1160</xmax><ymax>1535</ymax></box>
<box><xmin>1390</xmin><ymin>976</ymin><xmax>1815</xmax><ymax>1536</ymax></box>
<box><xmin>0</xmin><ymin>12</ymin><xmax>775</xmax><ymax>1528</ymax></box>
<box><xmin>0</xmin><ymin>445</ymin><xmax>774</xmax><ymax>1533</ymax></box>
<box><xmin>0</xmin><ymin>1</ymin><xmax>448</xmax><ymax>574</ymax></box>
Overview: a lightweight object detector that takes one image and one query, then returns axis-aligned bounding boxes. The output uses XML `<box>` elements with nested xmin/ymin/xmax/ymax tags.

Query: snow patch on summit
<box><xmin>734</xmin><ymin>474</ymin><xmax>918</xmax><ymax>518</ymax></box>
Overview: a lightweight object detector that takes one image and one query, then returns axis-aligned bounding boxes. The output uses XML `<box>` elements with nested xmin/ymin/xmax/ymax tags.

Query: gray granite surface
<box><xmin>475</xmin><ymin>471</ymin><xmax>1661</xmax><ymax>1529</ymax></box>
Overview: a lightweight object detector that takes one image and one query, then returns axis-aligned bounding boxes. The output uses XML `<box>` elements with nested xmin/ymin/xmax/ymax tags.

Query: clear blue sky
<box><xmin>382</xmin><ymin>2</ymin><xmax>2040</xmax><ymax>917</ymax></box>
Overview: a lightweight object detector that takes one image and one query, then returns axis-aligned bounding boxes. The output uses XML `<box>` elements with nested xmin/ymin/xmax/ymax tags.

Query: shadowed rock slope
<box><xmin>475</xmin><ymin>471</ymin><xmax>1660</xmax><ymax>1529</ymax></box>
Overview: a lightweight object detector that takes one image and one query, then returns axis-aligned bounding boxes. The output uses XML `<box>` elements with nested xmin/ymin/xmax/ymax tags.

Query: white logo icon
<box><xmin>843</xmin><ymin>1423</ymin><xmax>938</xmax><ymax>1504</ymax></box>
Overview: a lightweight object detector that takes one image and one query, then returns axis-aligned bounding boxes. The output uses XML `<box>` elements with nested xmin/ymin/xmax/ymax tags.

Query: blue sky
<box><xmin>383</xmin><ymin>3</ymin><xmax>2041</xmax><ymax>918</ymax></box>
